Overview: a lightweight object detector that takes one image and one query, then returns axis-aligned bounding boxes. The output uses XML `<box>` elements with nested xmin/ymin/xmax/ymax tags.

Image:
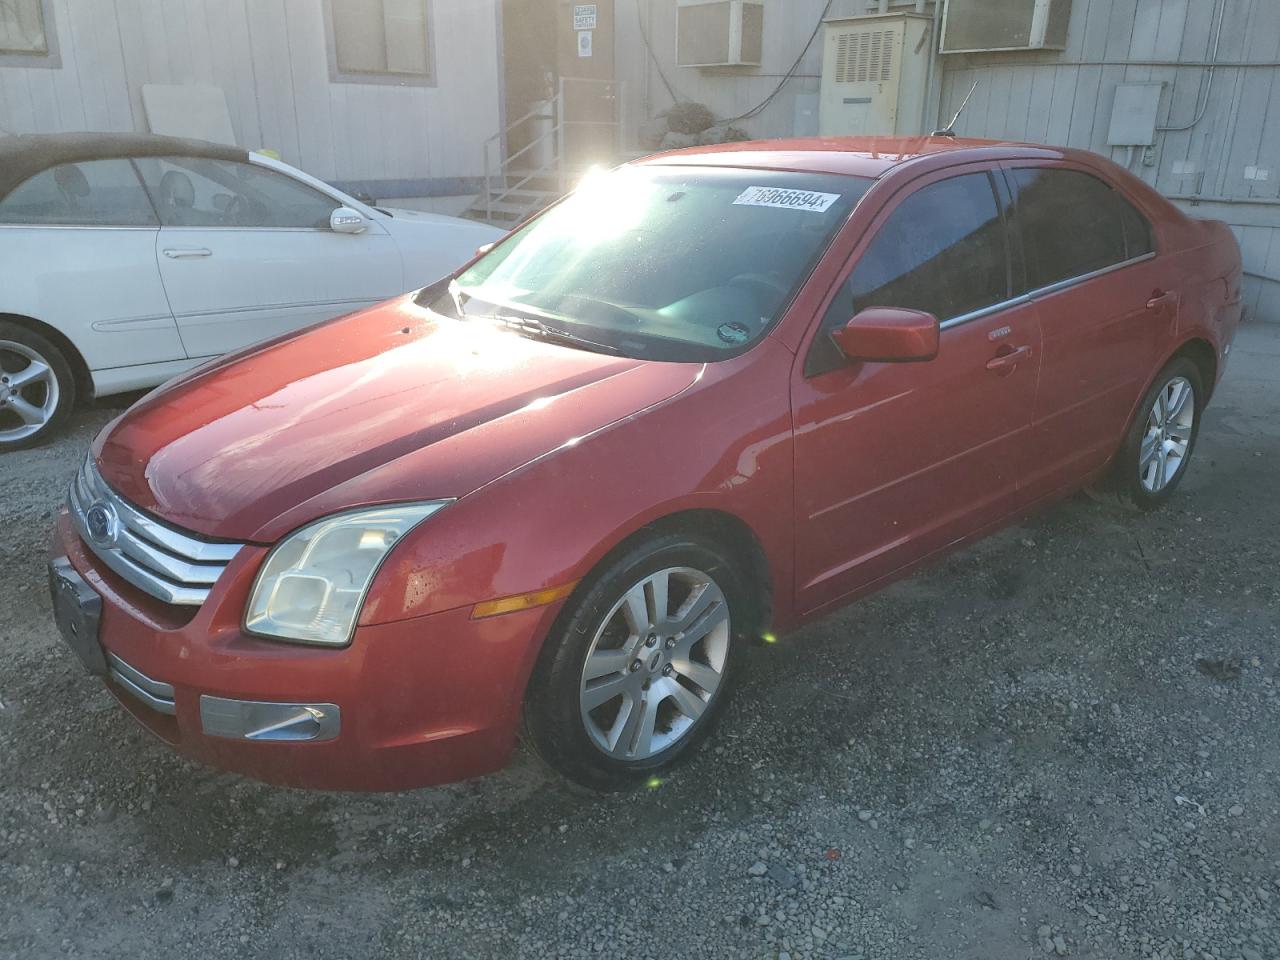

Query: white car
<box><xmin>0</xmin><ymin>132</ymin><xmax>504</xmax><ymax>451</ymax></box>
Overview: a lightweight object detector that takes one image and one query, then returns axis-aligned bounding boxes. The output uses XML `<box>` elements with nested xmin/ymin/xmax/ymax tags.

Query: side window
<box><xmin>808</xmin><ymin>172</ymin><xmax>1009</xmax><ymax>376</ymax></box>
<box><xmin>1011</xmin><ymin>168</ymin><xmax>1150</xmax><ymax>290</ymax></box>
<box><xmin>0</xmin><ymin>160</ymin><xmax>157</xmax><ymax>226</ymax></box>
<box><xmin>134</xmin><ymin>157</ymin><xmax>340</xmax><ymax>229</ymax></box>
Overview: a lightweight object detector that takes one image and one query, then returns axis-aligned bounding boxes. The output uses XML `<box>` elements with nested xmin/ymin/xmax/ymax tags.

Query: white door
<box><xmin>135</xmin><ymin>156</ymin><xmax>404</xmax><ymax>358</ymax></box>
<box><xmin>0</xmin><ymin>158</ymin><xmax>183</xmax><ymax>372</ymax></box>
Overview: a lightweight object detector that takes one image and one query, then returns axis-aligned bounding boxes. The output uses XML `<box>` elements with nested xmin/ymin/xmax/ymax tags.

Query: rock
<box><xmin>666</xmin><ymin>101</ymin><xmax>716</xmax><ymax>135</ymax></box>
<box><xmin>858</xmin><ymin>810</ymin><xmax>874</xmax><ymax>822</ymax></box>
<box><xmin>1228</xmin><ymin>804</ymin><xmax>1244</xmax><ymax>817</ymax></box>
<box><xmin>1070</xmin><ymin>864</ymin><xmax>1083</xmax><ymax>877</ymax></box>
<box><xmin>748</xmin><ymin>861</ymin><xmax>769</xmax><ymax>876</ymax></box>
<box><xmin>660</xmin><ymin>131</ymin><xmax>698</xmax><ymax>151</ymax></box>
<box><xmin>697</xmin><ymin>126</ymin><xmax>729</xmax><ymax>146</ymax></box>
<box><xmin>1053</xmin><ymin>934</ymin><xmax>1068</xmax><ymax>955</ymax></box>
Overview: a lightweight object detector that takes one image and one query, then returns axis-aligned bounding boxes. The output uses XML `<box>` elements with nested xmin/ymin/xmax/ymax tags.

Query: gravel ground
<box><xmin>2</xmin><ymin>325</ymin><xmax>1278</xmax><ymax>960</ymax></box>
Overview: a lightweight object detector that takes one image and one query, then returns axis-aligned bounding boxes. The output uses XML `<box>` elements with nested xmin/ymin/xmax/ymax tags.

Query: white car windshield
<box><xmin>426</xmin><ymin>165</ymin><xmax>871</xmax><ymax>361</ymax></box>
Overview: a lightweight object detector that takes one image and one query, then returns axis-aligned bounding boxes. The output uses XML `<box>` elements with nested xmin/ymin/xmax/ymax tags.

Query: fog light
<box><xmin>200</xmin><ymin>696</ymin><xmax>341</xmax><ymax>742</ymax></box>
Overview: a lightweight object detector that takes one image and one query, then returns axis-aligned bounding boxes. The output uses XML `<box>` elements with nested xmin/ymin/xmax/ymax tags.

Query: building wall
<box><xmin>0</xmin><ymin>0</ymin><xmax>501</xmax><ymax>197</ymax></box>
<box><xmin>616</xmin><ymin>0</ymin><xmax>876</xmax><ymax>144</ymax></box>
<box><xmin>620</xmin><ymin>0</ymin><xmax>1280</xmax><ymax>322</ymax></box>
<box><xmin>939</xmin><ymin>0</ymin><xmax>1280</xmax><ymax>323</ymax></box>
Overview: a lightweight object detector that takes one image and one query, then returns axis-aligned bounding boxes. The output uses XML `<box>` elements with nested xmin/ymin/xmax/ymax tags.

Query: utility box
<box><xmin>1107</xmin><ymin>82</ymin><xmax>1164</xmax><ymax>147</ymax></box>
<box><xmin>818</xmin><ymin>13</ymin><xmax>932</xmax><ymax>138</ymax></box>
<box><xmin>940</xmin><ymin>0</ymin><xmax>1072</xmax><ymax>54</ymax></box>
<box><xmin>676</xmin><ymin>0</ymin><xmax>764</xmax><ymax>68</ymax></box>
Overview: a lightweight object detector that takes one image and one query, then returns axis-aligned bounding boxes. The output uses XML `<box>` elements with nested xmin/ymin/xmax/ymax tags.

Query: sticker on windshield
<box><xmin>717</xmin><ymin>322</ymin><xmax>752</xmax><ymax>345</ymax></box>
<box><xmin>733</xmin><ymin>186</ymin><xmax>840</xmax><ymax>213</ymax></box>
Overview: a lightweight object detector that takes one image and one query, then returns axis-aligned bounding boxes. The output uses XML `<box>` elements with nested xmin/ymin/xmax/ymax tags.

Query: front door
<box><xmin>556</xmin><ymin>0</ymin><xmax>619</xmax><ymax>168</ymax></box>
<box><xmin>136</xmin><ymin>155</ymin><xmax>403</xmax><ymax>358</ymax></box>
<box><xmin>792</xmin><ymin>167</ymin><xmax>1041</xmax><ymax>615</ymax></box>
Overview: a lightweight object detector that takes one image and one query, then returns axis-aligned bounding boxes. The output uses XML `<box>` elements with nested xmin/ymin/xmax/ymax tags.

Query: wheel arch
<box><xmin>0</xmin><ymin>312</ymin><xmax>94</xmax><ymax>401</ymax></box>
<box><xmin>541</xmin><ymin>506</ymin><xmax>775</xmax><ymax>662</ymax></box>
<box><xmin>1170</xmin><ymin>336</ymin><xmax>1218</xmax><ymax>402</ymax></box>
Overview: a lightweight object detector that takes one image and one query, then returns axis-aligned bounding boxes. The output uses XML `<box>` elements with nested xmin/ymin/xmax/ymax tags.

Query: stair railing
<box><xmin>481</xmin><ymin>77</ymin><xmax>626</xmax><ymax>224</ymax></box>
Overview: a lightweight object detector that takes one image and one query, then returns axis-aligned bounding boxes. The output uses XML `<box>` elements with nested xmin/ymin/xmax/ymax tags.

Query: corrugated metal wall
<box><xmin>939</xmin><ymin>0</ymin><xmax>1280</xmax><ymax>323</ymax></box>
<box><xmin>0</xmin><ymin>0</ymin><xmax>500</xmax><ymax>186</ymax></box>
<box><xmin>621</xmin><ymin>0</ymin><xmax>1280</xmax><ymax>322</ymax></box>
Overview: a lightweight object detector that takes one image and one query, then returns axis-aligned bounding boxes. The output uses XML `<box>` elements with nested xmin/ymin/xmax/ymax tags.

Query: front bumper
<box><xmin>51</xmin><ymin>510</ymin><xmax>559</xmax><ymax>791</ymax></box>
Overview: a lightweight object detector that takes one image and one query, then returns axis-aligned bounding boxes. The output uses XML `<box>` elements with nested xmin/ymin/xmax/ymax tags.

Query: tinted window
<box><xmin>134</xmin><ymin>157</ymin><xmax>339</xmax><ymax>229</ymax></box>
<box><xmin>0</xmin><ymin>160</ymin><xmax>157</xmax><ymax>226</ymax></box>
<box><xmin>1011</xmin><ymin>168</ymin><xmax>1152</xmax><ymax>290</ymax></box>
<box><xmin>808</xmin><ymin>172</ymin><xmax>1009</xmax><ymax>375</ymax></box>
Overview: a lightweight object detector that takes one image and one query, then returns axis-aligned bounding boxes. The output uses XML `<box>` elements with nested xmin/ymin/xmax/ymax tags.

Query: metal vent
<box><xmin>68</xmin><ymin>456</ymin><xmax>243</xmax><ymax>606</ymax></box>
<box><xmin>834</xmin><ymin>29</ymin><xmax>896</xmax><ymax>84</ymax></box>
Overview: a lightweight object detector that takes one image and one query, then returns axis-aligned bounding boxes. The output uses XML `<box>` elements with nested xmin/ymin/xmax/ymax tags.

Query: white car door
<box><xmin>0</xmin><ymin>158</ymin><xmax>183</xmax><ymax>372</ymax></box>
<box><xmin>134</xmin><ymin>155</ymin><xmax>404</xmax><ymax>358</ymax></box>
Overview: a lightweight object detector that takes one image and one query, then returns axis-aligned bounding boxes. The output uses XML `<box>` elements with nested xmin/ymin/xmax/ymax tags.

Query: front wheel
<box><xmin>1112</xmin><ymin>357</ymin><xmax>1204</xmax><ymax>510</ymax></box>
<box><xmin>523</xmin><ymin>533</ymin><xmax>749</xmax><ymax>791</ymax></box>
<box><xmin>0</xmin><ymin>322</ymin><xmax>76</xmax><ymax>452</ymax></box>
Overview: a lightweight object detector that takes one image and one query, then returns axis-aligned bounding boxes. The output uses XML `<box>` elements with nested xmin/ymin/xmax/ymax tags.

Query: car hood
<box><xmin>380</xmin><ymin>206</ymin><xmax>504</xmax><ymax>240</ymax></box>
<box><xmin>95</xmin><ymin>297</ymin><xmax>701</xmax><ymax>543</ymax></box>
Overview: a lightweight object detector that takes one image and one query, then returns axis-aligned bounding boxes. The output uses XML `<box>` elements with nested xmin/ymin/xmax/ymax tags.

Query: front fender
<box><xmin>359</xmin><ymin>338</ymin><xmax>798</xmax><ymax>630</ymax></box>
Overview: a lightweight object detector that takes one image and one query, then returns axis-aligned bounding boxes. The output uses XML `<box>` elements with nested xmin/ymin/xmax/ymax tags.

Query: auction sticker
<box><xmin>733</xmin><ymin>186</ymin><xmax>840</xmax><ymax>213</ymax></box>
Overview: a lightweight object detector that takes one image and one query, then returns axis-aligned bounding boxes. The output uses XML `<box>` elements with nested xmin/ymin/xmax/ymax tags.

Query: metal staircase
<box><xmin>468</xmin><ymin>78</ymin><xmax>627</xmax><ymax>227</ymax></box>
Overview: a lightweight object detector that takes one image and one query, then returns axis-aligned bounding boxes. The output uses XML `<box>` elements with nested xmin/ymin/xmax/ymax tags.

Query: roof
<box><xmin>636</xmin><ymin>135</ymin><xmax>1066</xmax><ymax>179</ymax></box>
<box><xmin>0</xmin><ymin>132</ymin><xmax>248</xmax><ymax>199</ymax></box>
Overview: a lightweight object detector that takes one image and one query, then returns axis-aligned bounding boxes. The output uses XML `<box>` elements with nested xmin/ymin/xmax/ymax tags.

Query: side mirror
<box><xmin>330</xmin><ymin>206</ymin><xmax>367</xmax><ymax>234</ymax></box>
<box><xmin>832</xmin><ymin>306</ymin><xmax>939</xmax><ymax>363</ymax></box>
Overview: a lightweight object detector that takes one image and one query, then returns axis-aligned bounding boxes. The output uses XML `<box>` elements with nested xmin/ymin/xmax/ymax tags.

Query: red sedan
<box><xmin>49</xmin><ymin>137</ymin><xmax>1242</xmax><ymax>791</ymax></box>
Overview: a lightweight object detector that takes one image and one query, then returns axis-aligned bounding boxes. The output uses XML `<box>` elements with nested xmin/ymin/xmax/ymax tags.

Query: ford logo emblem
<box><xmin>85</xmin><ymin>502</ymin><xmax>118</xmax><ymax>546</ymax></box>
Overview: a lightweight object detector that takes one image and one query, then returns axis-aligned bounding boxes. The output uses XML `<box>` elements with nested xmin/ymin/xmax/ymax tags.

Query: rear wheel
<box><xmin>1112</xmin><ymin>357</ymin><xmax>1203</xmax><ymax>510</ymax></box>
<box><xmin>524</xmin><ymin>532</ymin><xmax>748</xmax><ymax>790</ymax></box>
<box><xmin>0</xmin><ymin>322</ymin><xmax>76</xmax><ymax>452</ymax></box>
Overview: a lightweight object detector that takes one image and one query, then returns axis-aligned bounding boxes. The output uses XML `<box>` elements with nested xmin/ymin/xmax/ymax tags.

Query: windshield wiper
<box><xmin>492</xmin><ymin>313</ymin><xmax>621</xmax><ymax>356</ymax></box>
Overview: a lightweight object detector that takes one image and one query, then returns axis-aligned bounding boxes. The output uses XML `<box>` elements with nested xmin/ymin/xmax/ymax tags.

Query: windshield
<box><xmin>425</xmin><ymin>165</ymin><xmax>871</xmax><ymax>361</ymax></box>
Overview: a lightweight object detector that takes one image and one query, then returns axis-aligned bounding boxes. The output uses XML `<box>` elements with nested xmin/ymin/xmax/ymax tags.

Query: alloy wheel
<box><xmin>0</xmin><ymin>339</ymin><xmax>61</xmax><ymax>444</ymax></box>
<box><xmin>578</xmin><ymin>566</ymin><xmax>730</xmax><ymax>761</ymax></box>
<box><xmin>1139</xmin><ymin>375</ymin><xmax>1195</xmax><ymax>493</ymax></box>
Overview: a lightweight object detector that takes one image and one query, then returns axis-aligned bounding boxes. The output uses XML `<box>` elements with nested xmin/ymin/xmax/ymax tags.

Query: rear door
<box><xmin>791</xmin><ymin>165</ymin><xmax>1042</xmax><ymax>615</ymax></box>
<box><xmin>1003</xmin><ymin>163</ymin><xmax>1170</xmax><ymax>501</ymax></box>
<box><xmin>135</xmin><ymin>156</ymin><xmax>404</xmax><ymax>359</ymax></box>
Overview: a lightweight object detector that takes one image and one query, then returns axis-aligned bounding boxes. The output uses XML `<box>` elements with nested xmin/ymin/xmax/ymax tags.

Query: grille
<box><xmin>834</xmin><ymin>29</ymin><xmax>896</xmax><ymax>84</ymax></box>
<box><xmin>68</xmin><ymin>456</ymin><xmax>243</xmax><ymax>606</ymax></box>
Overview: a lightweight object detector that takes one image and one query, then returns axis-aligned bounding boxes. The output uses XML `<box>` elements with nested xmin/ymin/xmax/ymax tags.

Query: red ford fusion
<box><xmin>50</xmin><ymin>137</ymin><xmax>1242</xmax><ymax>791</ymax></box>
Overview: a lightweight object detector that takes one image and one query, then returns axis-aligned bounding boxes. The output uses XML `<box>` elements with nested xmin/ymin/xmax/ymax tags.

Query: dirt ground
<box><xmin>1</xmin><ymin>324</ymin><xmax>1277</xmax><ymax>960</ymax></box>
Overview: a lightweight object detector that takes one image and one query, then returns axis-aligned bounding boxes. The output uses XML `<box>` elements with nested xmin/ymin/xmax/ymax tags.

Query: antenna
<box><xmin>932</xmin><ymin>80</ymin><xmax>979</xmax><ymax>138</ymax></box>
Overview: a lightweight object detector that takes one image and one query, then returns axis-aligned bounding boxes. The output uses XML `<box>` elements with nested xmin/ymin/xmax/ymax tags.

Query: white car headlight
<box><xmin>245</xmin><ymin>502</ymin><xmax>450</xmax><ymax>646</ymax></box>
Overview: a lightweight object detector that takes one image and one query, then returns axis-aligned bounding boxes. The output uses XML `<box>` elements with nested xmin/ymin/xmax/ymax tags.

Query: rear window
<box><xmin>0</xmin><ymin>159</ymin><xmax>157</xmax><ymax>227</ymax></box>
<box><xmin>1011</xmin><ymin>167</ymin><xmax>1153</xmax><ymax>290</ymax></box>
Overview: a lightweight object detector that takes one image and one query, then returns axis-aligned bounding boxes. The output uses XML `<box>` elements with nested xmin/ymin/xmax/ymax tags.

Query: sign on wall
<box><xmin>573</xmin><ymin>4</ymin><xmax>598</xmax><ymax>30</ymax></box>
<box><xmin>577</xmin><ymin>29</ymin><xmax>593</xmax><ymax>57</ymax></box>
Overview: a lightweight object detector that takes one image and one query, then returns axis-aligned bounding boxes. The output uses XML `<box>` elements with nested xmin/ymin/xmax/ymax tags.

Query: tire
<box><xmin>0</xmin><ymin>321</ymin><xmax>76</xmax><ymax>453</ymax></box>
<box><xmin>523</xmin><ymin>532</ymin><xmax>750</xmax><ymax>791</ymax></box>
<box><xmin>1112</xmin><ymin>356</ymin><xmax>1204</xmax><ymax>511</ymax></box>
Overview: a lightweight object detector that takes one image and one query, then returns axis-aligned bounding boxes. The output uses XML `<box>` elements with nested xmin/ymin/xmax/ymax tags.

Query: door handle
<box><xmin>1146</xmin><ymin>290</ymin><xmax>1177</xmax><ymax>310</ymax></box>
<box><xmin>986</xmin><ymin>345</ymin><xmax>1033</xmax><ymax>372</ymax></box>
<box><xmin>162</xmin><ymin>247</ymin><xmax>212</xmax><ymax>259</ymax></box>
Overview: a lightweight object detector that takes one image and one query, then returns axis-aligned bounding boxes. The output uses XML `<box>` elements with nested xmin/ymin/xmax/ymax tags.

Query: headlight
<box><xmin>244</xmin><ymin>502</ymin><xmax>450</xmax><ymax>646</ymax></box>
